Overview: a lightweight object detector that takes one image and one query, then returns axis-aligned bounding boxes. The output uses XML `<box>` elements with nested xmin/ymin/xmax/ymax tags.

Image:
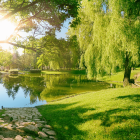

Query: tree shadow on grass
<box><xmin>36</xmin><ymin>102</ymin><xmax>96</xmax><ymax>140</ymax></box>
<box><xmin>36</xmin><ymin>94</ymin><xmax>140</xmax><ymax>140</ymax></box>
<box><xmin>115</xmin><ymin>94</ymin><xmax>140</xmax><ymax>102</ymax></box>
<box><xmin>87</xmin><ymin>107</ymin><xmax>140</xmax><ymax>126</ymax></box>
<box><xmin>110</xmin><ymin>125</ymin><xmax>140</xmax><ymax>140</ymax></box>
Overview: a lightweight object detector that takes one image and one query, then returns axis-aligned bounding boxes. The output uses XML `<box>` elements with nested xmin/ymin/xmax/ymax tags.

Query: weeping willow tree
<box><xmin>68</xmin><ymin>0</ymin><xmax>140</xmax><ymax>86</ymax></box>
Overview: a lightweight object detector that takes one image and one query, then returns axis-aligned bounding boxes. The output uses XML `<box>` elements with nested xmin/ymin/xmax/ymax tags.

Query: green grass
<box><xmin>136</xmin><ymin>76</ymin><xmax>140</xmax><ymax>82</ymax></box>
<box><xmin>41</xmin><ymin>71</ymin><xmax>69</xmax><ymax>75</ymax></box>
<box><xmin>41</xmin><ymin>69</ymin><xmax>86</xmax><ymax>75</ymax></box>
<box><xmin>37</xmin><ymin>87</ymin><xmax>140</xmax><ymax>140</ymax></box>
<box><xmin>0</xmin><ymin>109</ymin><xmax>5</xmax><ymax>118</ymax></box>
<box><xmin>98</xmin><ymin>67</ymin><xmax>140</xmax><ymax>83</ymax></box>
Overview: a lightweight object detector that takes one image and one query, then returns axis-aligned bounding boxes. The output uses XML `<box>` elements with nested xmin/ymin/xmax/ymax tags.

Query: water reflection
<box><xmin>0</xmin><ymin>74</ymin><xmax>122</xmax><ymax>107</ymax></box>
<box><xmin>0</xmin><ymin>74</ymin><xmax>46</xmax><ymax>108</ymax></box>
<box><xmin>40</xmin><ymin>74</ymin><xmax>122</xmax><ymax>101</ymax></box>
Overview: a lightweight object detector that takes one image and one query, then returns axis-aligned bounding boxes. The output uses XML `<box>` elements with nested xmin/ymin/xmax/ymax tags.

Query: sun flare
<box><xmin>0</xmin><ymin>19</ymin><xmax>16</xmax><ymax>41</ymax></box>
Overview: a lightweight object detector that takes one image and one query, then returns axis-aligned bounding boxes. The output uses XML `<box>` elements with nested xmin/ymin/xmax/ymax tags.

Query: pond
<box><xmin>0</xmin><ymin>73</ymin><xmax>121</xmax><ymax>108</ymax></box>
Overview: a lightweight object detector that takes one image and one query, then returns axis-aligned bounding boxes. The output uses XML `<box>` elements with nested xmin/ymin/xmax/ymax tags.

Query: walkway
<box><xmin>0</xmin><ymin>107</ymin><xmax>57</xmax><ymax>140</ymax></box>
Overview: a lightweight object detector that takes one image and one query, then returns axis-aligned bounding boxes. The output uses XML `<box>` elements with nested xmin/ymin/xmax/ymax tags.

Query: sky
<box><xmin>56</xmin><ymin>17</ymin><xmax>72</xmax><ymax>39</ymax></box>
<box><xmin>0</xmin><ymin>17</ymin><xmax>72</xmax><ymax>55</ymax></box>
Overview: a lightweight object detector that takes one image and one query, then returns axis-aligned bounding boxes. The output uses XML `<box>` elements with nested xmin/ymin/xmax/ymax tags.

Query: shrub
<box><xmin>30</xmin><ymin>69</ymin><xmax>41</xmax><ymax>73</ymax></box>
<box><xmin>9</xmin><ymin>69</ymin><xmax>18</xmax><ymax>75</ymax></box>
<box><xmin>5</xmin><ymin>69</ymin><xmax>9</xmax><ymax>72</ymax></box>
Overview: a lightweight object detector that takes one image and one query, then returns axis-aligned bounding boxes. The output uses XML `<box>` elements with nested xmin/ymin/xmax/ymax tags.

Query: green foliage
<box><xmin>36</xmin><ymin>34</ymin><xmax>80</xmax><ymax>70</ymax></box>
<box><xmin>68</xmin><ymin>0</ymin><xmax>140</xmax><ymax>79</ymax></box>
<box><xmin>0</xmin><ymin>47</ymin><xmax>12</xmax><ymax>68</ymax></box>
<box><xmin>30</xmin><ymin>69</ymin><xmax>41</xmax><ymax>73</ymax></box>
<box><xmin>2</xmin><ymin>75</ymin><xmax>44</xmax><ymax>103</ymax></box>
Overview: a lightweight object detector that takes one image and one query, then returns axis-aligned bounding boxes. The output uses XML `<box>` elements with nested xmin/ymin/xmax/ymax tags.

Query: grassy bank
<box><xmin>98</xmin><ymin>67</ymin><xmax>140</xmax><ymax>83</ymax></box>
<box><xmin>37</xmin><ymin>87</ymin><xmax>140</xmax><ymax>140</ymax></box>
<box><xmin>0</xmin><ymin>109</ymin><xmax>5</xmax><ymax>118</ymax></box>
<box><xmin>41</xmin><ymin>69</ymin><xmax>86</xmax><ymax>75</ymax></box>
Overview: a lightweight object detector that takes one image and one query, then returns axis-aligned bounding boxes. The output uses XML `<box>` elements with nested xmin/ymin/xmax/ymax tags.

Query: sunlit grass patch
<box><xmin>37</xmin><ymin>87</ymin><xmax>140</xmax><ymax>140</ymax></box>
<box><xmin>41</xmin><ymin>71</ymin><xmax>69</xmax><ymax>74</ymax></box>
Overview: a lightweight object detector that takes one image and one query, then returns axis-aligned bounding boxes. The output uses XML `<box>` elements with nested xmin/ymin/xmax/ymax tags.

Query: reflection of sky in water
<box><xmin>0</xmin><ymin>84</ymin><xmax>46</xmax><ymax>108</ymax></box>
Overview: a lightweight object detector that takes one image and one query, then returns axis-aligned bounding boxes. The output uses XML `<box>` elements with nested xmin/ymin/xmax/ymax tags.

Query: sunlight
<box><xmin>0</xmin><ymin>18</ymin><xmax>23</xmax><ymax>55</ymax></box>
<box><xmin>0</xmin><ymin>19</ymin><xmax>16</xmax><ymax>40</ymax></box>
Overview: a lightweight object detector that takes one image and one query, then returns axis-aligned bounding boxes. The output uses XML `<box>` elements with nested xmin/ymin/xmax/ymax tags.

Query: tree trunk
<box><xmin>123</xmin><ymin>52</ymin><xmax>131</xmax><ymax>87</ymax></box>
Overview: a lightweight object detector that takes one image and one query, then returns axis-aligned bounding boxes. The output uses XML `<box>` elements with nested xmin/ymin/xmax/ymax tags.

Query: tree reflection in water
<box><xmin>1</xmin><ymin>74</ymin><xmax>121</xmax><ymax>103</ymax></box>
<box><xmin>40</xmin><ymin>74</ymin><xmax>117</xmax><ymax>101</ymax></box>
<box><xmin>2</xmin><ymin>74</ymin><xmax>45</xmax><ymax>104</ymax></box>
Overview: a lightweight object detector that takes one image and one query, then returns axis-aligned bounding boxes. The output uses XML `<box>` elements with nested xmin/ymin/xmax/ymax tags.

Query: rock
<box><xmin>16</xmin><ymin>126</ymin><xmax>24</xmax><ymax>129</ymax></box>
<box><xmin>26</xmin><ymin>136</ymin><xmax>34</xmax><ymax>140</ymax></box>
<box><xmin>12</xmin><ymin>120</ymin><xmax>17</xmax><ymax>124</ymax></box>
<box><xmin>38</xmin><ymin>131</ymin><xmax>48</xmax><ymax>138</ymax></box>
<box><xmin>15</xmin><ymin>135</ymin><xmax>23</xmax><ymax>140</ymax></box>
<box><xmin>3</xmin><ymin>123</ymin><xmax>8</xmax><ymax>126</ymax></box>
<box><xmin>24</xmin><ymin>125</ymin><xmax>39</xmax><ymax>134</ymax></box>
<box><xmin>27</xmin><ymin>116</ymin><xmax>32</xmax><ymax>119</ymax></box>
<box><xmin>20</xmin><ymin>115</ymin><xmax>26</xmax><ymax>119</ymax></box>
<box><xmin>34</xmin><ymin>119</ymin><xmax>40</xmax><ymax>121</ymax></box>
<box><xmin>42</xmin><ymin>128</ymin><xmax>50</xmax><ymax>133</ymax></box>
<box><xmin>0</xmin><ymin>107</ymin><xmax>56</xmax><ymax>140</ymax></box>
<box><xmin>35</xmin><ymin>123</ymin><xmax>43</xmax><ymax>128</ymax></box>
<box><xmin>49</xmin><ymin>136</ymin><xmax>56</xmax><ymax>139</ymax></box>
<box><xmin>12</xmin><ymin>125</ymin><xmax>17</xmax><ymax>129</ymax></box>
<box><xmin>35</xmin><ymin>138</ymin><xmax>43</xmax><ymax>140</ymax></box>
<box><xmin>3</xmin><ymin>138</ymin><xmax>14</xmax><ymax>140</ymax></box>
<box><xmin>20</xmin><ymin>122</ymin><xmax>31</xmax><ymax>126</ymax></box>
<box><xmin>0</xmin><ymin>135</ymin><xmax>4</xmax><ymax>139</ymax></box>
<box><xmin>46</xmin><ymin>130</ymin><xmax>56</xmax><ymax>136</ymax></box>
<box><xmin>6</xmin><ymin>124</ymin><xmax>12</xmax><ymax>129</ymax></box>
<box><xmin>44</xmin><ymin>125</ymin><xmax>52</xmax><ymax>129</ymax></box>
<box><xmin>36</xmin><ymin>121</ymin><xmax>46</xmax><ymax>124</ymax></box>
<box><xmin>26</xmin><ymin>120</ymin><xmax>32</xmax><ymax>122</ymax></box>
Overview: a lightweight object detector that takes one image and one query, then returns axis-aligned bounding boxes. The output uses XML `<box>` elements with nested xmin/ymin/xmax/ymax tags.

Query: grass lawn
<box><xmin>37</xmin><ymin>87</ymin><xmax>140</xmax><ymax>140</ymax></box>
<box><xmin>0</xmin><ymin>109</ymin><xmax>5</xmax><ymax>118</ymax></box>
<box><xmin>98</xmin><ymin>67</ymin><xmax>140</xmax><ymax>83</ymax></box>
<box><xmin>41</xmin><ymin>69</ymin><xmax>86</xmax><ymax>75</ymax></box>
<box><xmin>41</xmin><ymin>71</ymin><xmax>69</xmax><ymax>75</ymax></box>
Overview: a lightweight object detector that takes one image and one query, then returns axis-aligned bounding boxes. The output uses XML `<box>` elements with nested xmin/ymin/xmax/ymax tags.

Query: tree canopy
<box><xmin>68</xmin><ymin>0</ymin><xmax>140</xmax><ymax>86</ymax></box>
<box><xmin>0</xmin><ymin>0</ymin><xmax>80</xmax><ymax>51</ymax></box>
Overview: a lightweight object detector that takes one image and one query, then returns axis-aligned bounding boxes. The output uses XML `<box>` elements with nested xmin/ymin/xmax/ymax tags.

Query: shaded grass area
<box><xmin>37</xmin><ymin>87</ymin><xmax>140</xmax><ymax>140</ymax></box>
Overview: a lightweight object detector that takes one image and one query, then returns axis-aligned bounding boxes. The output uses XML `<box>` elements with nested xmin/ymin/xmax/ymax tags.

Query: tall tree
<box><xmin>36</xmin><ymin>33</ymin><xmax>80</xmax><ymax>70</ymax></box>
<box><xmin>68</xmin><ymin>0</ymin><xmax>140</xmax><ymax>86</ymax></box>
<box><xmin>0</xmin><ymin>47</ymin><xmax>12</xmax><ymax>68</ymax></box>
<box><xmin>0</xmin><ymin>0</ymin><xmax>80</xmax><ymax>51</ymax></box>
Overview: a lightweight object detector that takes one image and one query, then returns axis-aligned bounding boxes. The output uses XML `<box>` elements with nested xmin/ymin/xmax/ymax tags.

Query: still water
<box><xmin>0</xmin><ymin>73</ymin><xmax>120</xmax><ymax>108</ymax></box>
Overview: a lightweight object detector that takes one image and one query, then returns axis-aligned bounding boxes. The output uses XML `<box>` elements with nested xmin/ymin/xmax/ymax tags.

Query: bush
<box><xmin>5</xmin><ymin>69</ymin><xmax>9</xmax><ymax>72</ymax></box>
<box><xmin>9</xmin><ymin>69</ymin><xmax>18</xmax><ymax>75</ymax></box>
<box><xmin>30</xmin><ymin>69</ymin><xmax>41</xmax><ymax>73</ymax></box>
